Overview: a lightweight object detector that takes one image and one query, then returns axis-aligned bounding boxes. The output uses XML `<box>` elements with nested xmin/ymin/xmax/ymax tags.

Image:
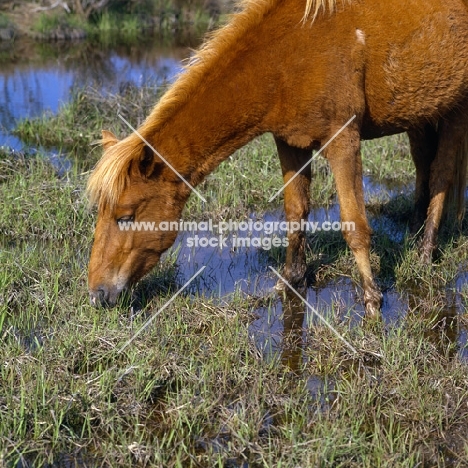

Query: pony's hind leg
<box><xmin>421</xmin><ymin>111</ymin><xmax>468</xmax><ymax>262</ymax></box>
<box><xmin>407</xmin><ymin>125</ymin><xmax>438</xmax><ymax>234</ymax></box>
<box><xmin>274</xmin><ymin>137</ymin><xmax>312</xmax><ymax>287</ymax></box>
<box><xmin>325</xmin><ymin>127</ymin><xmax>382</xmax><ymax>318</ymax></box>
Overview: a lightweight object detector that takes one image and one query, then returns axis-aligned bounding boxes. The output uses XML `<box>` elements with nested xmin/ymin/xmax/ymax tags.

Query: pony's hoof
<box><xmin>364</xmin><ymin>289</ymin><xmax>383</xmax><ymax>320</ymax></box>
<box><xmin>420</xmin><ymin>249</ymin><xmax>433</xmax><ymax>265</ymax></box>
<box><xmin>365</xmin><ymin>301</ymin><xmax>382</xmax><ymax>321</ymax></box>
<box><xmin>274</xmin><ymin>279</ymin><xmax>286</xmax><ymax>291</ymax></box>
<box><xmin>419</xmin><ymin>237</ymin><xmax>436</xmax><ymax>265</ymax></box>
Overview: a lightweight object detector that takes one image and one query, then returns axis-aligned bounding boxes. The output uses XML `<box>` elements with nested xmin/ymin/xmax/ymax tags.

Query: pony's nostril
<box><xmin>97</xmin><ymin>287</ymin><xmax>107</xmax><ymax>301</ymax></box>
<box><xmin>89</xmin><ymin>286</ymin><xmax>109</xmax><ymax>307</ymax></box>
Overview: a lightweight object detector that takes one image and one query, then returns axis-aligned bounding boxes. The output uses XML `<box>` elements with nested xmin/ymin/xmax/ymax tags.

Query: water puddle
<box><xmin>0</xmin><ymin>38</ymin><xmax>189</xmax><ymax>152</ymax></box>
<box><xmin>162</xmin><ymin>195</ymin><xmax>468</xmax><ymax>373</ymax></box>
<box><xmin>363</xmin><ymin>175</ymin><xmax>409</xmax><ymax>203</ymax></box>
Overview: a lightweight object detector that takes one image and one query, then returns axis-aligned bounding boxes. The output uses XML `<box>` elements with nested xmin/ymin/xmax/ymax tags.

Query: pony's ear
<box><xmin>139</xmin><ymin>144</ymin><xmax>159</xmax><ymax>178</ymax></box>
<box><xmin>101</xmin><ymin>130</ymin><xmax>119</xmax><ymax>150</ymax></box>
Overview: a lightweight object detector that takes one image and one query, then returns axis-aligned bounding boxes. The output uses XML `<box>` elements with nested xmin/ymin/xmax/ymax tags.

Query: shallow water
<box><xmin>0</xmin><ymin>38</ymin><xmax>188</xmax><ymax>150</ymax></box>
<box><xmin>168</xmin><ymin>200</ymin><xmax>468</xmax><ymax>366</ymax></box>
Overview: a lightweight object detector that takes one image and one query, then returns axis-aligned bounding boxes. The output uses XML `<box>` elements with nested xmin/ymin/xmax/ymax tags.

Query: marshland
<box><xmin>1</xmin><ymin>0</ymin><xmax>468</xmax><ymax>466</ymax></box>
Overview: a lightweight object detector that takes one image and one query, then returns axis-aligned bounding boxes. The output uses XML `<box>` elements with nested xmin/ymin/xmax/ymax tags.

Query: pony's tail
<box><xmin>446</xmin><ymin>130</ymin><xmax>468</xmax><ymax>223</ymax></box>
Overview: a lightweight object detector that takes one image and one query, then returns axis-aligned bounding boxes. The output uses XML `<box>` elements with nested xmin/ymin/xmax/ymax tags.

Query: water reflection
<box><xmin>278</xmin><ymin>288</ymin><xmax>305</xmax><ymax>372</ymax></box>
<box><xmin>0</xmin><ymin>38</ymin><xmax>190</xmax><ymax>148</ymax></box>
<box><xmin>407</xmin><ymin>290</ymin><xmax>460</xmax><ymax>359</ymax></box>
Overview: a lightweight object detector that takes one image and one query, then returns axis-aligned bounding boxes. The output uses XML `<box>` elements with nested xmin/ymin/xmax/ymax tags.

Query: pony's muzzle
<box><xmin>89</xmin><ymin>285</ymin><xmax>117</xmax><ymax>308</ymax></box>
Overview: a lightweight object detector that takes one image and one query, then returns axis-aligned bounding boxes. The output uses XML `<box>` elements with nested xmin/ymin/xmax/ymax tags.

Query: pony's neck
<box><xmin>158</xmin><ymin>75</ymin><xmax>267</xmax><ymax>177</ymax></box>
<box><xmin>144</xmin><ymin>63</ymin><xmax>273</xmax><ymax>186</ymax></box>
<box><xmin>139</xmin><ymin>0</ymin><xmax>308</xmax><ymax>186</ymax></box>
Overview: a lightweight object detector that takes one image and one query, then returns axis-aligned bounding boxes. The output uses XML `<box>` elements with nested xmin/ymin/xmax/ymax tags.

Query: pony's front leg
<box><xmin>326</xmin><ymin>129</ymin><xmax>382</xmax><ymax>318</ymax></box>
<box><xmin>275</xmin><ymin>137</ymin><xmax>312</xmax><ymax>287</ymax></box>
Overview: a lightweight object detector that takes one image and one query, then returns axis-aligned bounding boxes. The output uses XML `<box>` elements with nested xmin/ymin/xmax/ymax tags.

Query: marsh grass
<box><xmin>21</xmin><ymin>0</ymin><xmax>222</xmax><ymax>42</ymax></box>
<box><xmin>30</xmin><ymin>12</ymin><xmax>89</xmax><ymax>40</ymax></box>
<box><xmin>95</xmin><ymin>12</ymin><xmax>152</xmax><ymax>43</ymax></box>
<box><xmin>3</xmin><ymin>211</ymin><xmax>468</xmax><ymax>467</ymax></box>
<box><xmin>4</xmin><ymin>84</ymin><xmax>468</xmax><ymax>465</ymax></box>
<box><xmin>362</xmin><ymin>134</ymin><xmax>414</xmax><ymax>183</ymax></box>
<box><xmin>14</xmin><ymin>84</ymin><xmax>163</xmax><ymax>163</ymax></box>
<box><xmin>0</xmin><ymin>12</ymin><xmax>15</xmax><ymax>31</ymax></box>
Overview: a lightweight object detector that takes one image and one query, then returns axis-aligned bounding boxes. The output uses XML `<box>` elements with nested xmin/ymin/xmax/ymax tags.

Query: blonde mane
<box><xmin>86</xmin><ymin>0</ymin><xmax>348</xmax><ymax>209</ymax></box>
<box><xmin>304</xmin><ymin>0</ymin><xmax>345</xmax><ymax>22</ymax></box>
<box><xmin>86</xmin><ymin>131</ymin><xmax>145</xmax><ymax>210</ymax></box>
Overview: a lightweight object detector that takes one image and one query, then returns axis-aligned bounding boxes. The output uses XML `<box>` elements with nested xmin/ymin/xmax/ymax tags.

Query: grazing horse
<box><xmin>87</xmin><ymin>0</ymin><xmax>468</xmax><ymax>317</ymax></box>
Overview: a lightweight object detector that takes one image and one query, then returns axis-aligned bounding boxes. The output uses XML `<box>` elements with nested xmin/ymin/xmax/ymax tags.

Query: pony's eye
<box><xmin>117</xmin><ymin>215</ymin><xmax>134</xmax><ymax>223</ymax></box>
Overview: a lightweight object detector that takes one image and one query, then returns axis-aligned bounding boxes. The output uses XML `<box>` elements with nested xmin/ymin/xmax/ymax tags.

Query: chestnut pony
<box><xmin>87</xmin><ymin>0</ymin><xmax>468</xmax><ymax>316</ymax></box>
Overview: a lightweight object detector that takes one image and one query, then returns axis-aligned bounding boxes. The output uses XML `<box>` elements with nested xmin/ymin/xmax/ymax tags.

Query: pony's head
<box><xmin>87</xmin><ymin>130</ymin><xmax>187</xmax><ymax>307</ymax></box>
